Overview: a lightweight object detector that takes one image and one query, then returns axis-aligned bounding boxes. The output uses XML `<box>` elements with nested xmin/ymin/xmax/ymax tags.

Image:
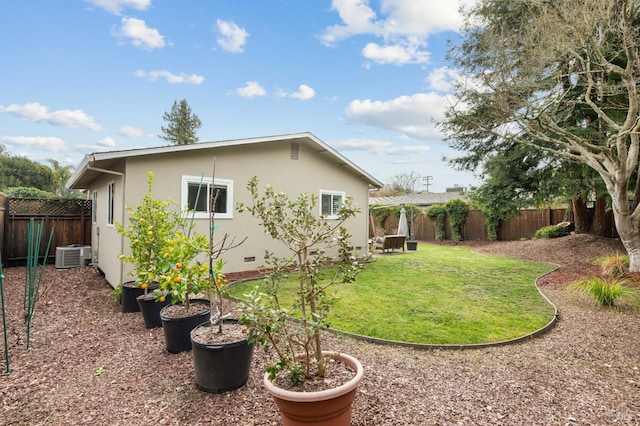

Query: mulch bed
<box><xmin>1</xmin><ymin>234</ymin><xmax>639</xmax><ymax>425</ymax></box>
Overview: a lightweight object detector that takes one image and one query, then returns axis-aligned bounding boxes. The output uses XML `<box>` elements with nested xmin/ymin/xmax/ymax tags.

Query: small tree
<box><xmin>115</xmin><ymin>172</ymin><xmax>187</xmax><ymax>297</ymax></box>
<box><xmin>239</xmin><ymin>177</ymin><xmax>366</xmax><ymax>385</ymax></box>
<box><xmin>425</xmin><ymin>205</ymin><xmax>447</xmax><ymax>241</ymax></box>
<box><xmin>159</xmin><ymin>99</ymin><xmax>202</xmax><ymax>146</ymax></box>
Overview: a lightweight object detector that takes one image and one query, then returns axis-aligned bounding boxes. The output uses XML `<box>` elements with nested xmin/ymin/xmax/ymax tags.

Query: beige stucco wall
<box><xmin>89</xmin><ymin>162</ymin><xmax>126</xmax><ymax>287</ymax></box>
<box><xmin>103</xmin><ymin>139</ymin><xmax>372</xmax><ymax>287</ymax></box>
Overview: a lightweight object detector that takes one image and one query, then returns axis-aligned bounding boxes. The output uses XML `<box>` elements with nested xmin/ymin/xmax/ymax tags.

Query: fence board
<box><xmin>2</xmin><ymin>197</ymin><xmax>92</xmax><ymax>266</ymax></box>
<box><xmin>378</xmin><ymin>207</ymin><xmax>617</xmax><ymax>242</ymax></box>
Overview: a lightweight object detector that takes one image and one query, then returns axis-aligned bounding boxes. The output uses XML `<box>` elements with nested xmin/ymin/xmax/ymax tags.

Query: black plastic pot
<box><xmin>190</xmin><ymin>320</ymin><xmax>254</xmax><ymax>393</ymax></box>
<box><xmin>121</xmin><ymin>282</ymin><xmax>144</xmax><ymax>313</ymax></box>
<box><xmin>137</xmin><ymin>294</ymin><xmax>172</xmax><ymax>328</ymax></box>
<box><xmin>406</xmin><ymin>241</ymin><xmax>418</xmax><ymax>251</ymax></box>
<box><xmin>160</xmin><ymin>299</ymin><xmax>211</xmax><ymax>353</ymax></box>
<box><xmin>121</xmin><ymin>282</ymin><xmax>159</xmax><ymax>313</ymax></box>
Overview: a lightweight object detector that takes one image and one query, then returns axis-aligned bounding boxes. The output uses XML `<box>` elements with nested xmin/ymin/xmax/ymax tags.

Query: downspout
<box><xmin>86</xmin><ymin>163</ymin><xmax>126</xmax><ymax>287</ymax></box>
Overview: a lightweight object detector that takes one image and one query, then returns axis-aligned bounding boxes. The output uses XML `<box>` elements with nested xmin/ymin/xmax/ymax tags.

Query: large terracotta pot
<box><xmin>263</xmin><ymin>352</ymin><xmax>364</xmax><ymax>426</ymax></box>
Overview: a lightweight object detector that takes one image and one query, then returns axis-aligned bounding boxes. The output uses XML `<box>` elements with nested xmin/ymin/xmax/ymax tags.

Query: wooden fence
<box><xmin>377</xmin><ymin>207</ymin><xmax>618</xmax><ymax>241</ymax></box>
<box><xmin>1</xmin><ymin>195</ymin><xmax>92</xmax><ymax>266</ymax></box>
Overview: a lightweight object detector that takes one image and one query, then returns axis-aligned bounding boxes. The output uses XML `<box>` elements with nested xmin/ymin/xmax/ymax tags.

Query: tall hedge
<box><xmin>445</xmin><ymin>199</ymin><xmax>469</xmax><ymax>241</ymax></box>
<box><xmin>425</xmin><ymin>204</ymin><xmax>447</xmax><ymax>241</ymax></box>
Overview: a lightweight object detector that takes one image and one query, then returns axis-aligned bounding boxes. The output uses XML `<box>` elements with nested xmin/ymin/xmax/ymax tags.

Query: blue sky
<box><xmin>1</xmin><ymin>0</ymin><xmax>479</xmax><ymax>192</ymax></box>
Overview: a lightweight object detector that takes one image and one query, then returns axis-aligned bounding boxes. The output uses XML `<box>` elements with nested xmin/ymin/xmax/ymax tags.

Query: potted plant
<box><xmin>114</xmin><ymin>172</ymin><xmax>175</xmax><ymax>320</ymax></box>
<box><xmin>157</xmin><ymin>228</ymin><xmax>212</xmax><ymax>353</ymax></box>
<box><xmin>238</xmin><ymin>177</ymin><xmax>366</xmax><ymax>426</ymax></box>
<box><xmin>187</xmin><ymin>185</ymin><xmax>252</xmax><ymax>393</ymax></box>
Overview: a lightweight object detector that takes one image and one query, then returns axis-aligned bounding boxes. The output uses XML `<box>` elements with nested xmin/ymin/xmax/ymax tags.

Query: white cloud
<box><xmin>320</xmin><ymin>0</ymin><xmax>381</xmax><ymax>46</ymax></box>
<box><xmin>292</xmin><ymin>84</ymin><xmax>316</xmax><ymax>100</ymax></box>
<box><xmin>331</xmin><ymin>138</ymin><xmax>430</xmax><ymax>155</ymax></box>
<box><xmin>135</xmin><ymin>70</ymin><xmax>204</xmax><ymax>84</ymax></box>
<box><xmin>0</xmin><ymin>136</ymin><xmax>67</xmax><ymax>153</ymax></box>
<box><xmin>84</xmin><ymin>0</ymin><xmax>151</xmax><ymax>15</ymax></box>
<box><xmin>345</xmin><ymin>92</ymin><xmax>449</xmax><ymax>139</ymax></box>
<box><xmin>321</xmin><ymin>0</ymin><xmax>473</xmax><ymax>65</ymax></box>
<box><xmin>236</xmin><ymin>81</ymin><xmax>266</xmax><ymax>98</ymax></box>
<box><xmin>98</xmin><ymin>137</ymin><xmax>117</xmax><ymax>148</ymax></box>
<box><xmin>279</xmin><ymin>84</ymin><xmax>316</xmax><ymax>100</ymax></box>
<box><xmin>119</xmin><ymin>125</ymin><xmax>151</xmax><ymax>137</ymax></box>
<box><xmin>362</xmin><ymin>41</ymin><xmax>429</xmax><ymax>65</ymax></box>
<box><xmin>216</xmin><ymin>19</ymin><xmax>249</xmax><ymax>53</ymax></box>
<box><xmin>113</xmin><ymin>17</ymin><xmax>165</xmax><ymax>50</ymax></box>
<box><xmin>77</xmin><ymin>137</ymin><xmax>118</xmax><ymax>153</ymax></box>
<box><xmin>0</xmin><ymin>102</ymin><xmax>102</xmax><ymax>131</ymax></box>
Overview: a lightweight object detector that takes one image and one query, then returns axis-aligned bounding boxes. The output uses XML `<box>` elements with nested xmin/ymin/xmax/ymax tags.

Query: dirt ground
<box><xmin>1</xmin><ymin>234</ymin><xmax>639</xmax><ymax>425</ymax></box>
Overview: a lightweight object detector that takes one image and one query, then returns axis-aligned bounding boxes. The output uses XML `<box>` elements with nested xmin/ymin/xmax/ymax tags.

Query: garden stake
<box><xmin>24</xmin><ymin>218</ymin><xmax>53</xmax><ymax>350</ymax></box>
<box><xmin>0</xmin><ymin>255</ymin><xmax>9</xmax><ymax>373</ymax></box>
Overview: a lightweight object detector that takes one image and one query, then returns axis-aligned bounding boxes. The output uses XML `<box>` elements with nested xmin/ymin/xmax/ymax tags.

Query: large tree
<box><xmin>158</xmin><ymin>99</ymin><xmax>202</xmax><ymax>145</ymax></box>
<box><xmin>0</xmin><ymin>149</ymin><xmax>55</xmax><ymax>193</ymax></box>
<box><xmin>442</xmin><ymin>0</ymin><xmax>640</xmax><ymax>271</ymax></box>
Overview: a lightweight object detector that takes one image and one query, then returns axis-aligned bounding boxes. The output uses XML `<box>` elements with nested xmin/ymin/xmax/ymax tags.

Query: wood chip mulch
<box><xmin>1</xmin><ymin>234</ymin><xmax>639</xmax><ymax>425</ymax></box>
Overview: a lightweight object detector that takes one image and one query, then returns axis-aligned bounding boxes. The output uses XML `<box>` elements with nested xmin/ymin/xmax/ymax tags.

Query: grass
<box><xmin>228</xmin><ymin>243</ymin><xmax>557</xmax><ymax>345</ymax></box>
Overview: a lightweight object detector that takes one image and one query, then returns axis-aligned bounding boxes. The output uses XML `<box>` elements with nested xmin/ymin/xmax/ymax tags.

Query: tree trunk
<box><xmin>611</xmin><ymin>184</ymin><xmax>640</xmax><ymax>272</ymax></box>
<box><xmin>571</xmin><ymin>198</ymin><xmax>591</xmax><ymax>234</ymax></box>
<box><xmin>592</xmin><ymin>196</ymin><xmax>608</xmax><ymax>237</ymax></box>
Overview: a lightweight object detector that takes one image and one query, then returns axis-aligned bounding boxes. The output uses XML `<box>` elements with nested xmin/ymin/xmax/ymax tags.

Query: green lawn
<box><xmin>228</xmin><ymin>243</ymin><xmax>557</xmax><ymax>345</ymax></box>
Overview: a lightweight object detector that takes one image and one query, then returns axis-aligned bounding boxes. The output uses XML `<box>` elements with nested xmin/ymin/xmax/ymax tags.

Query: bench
<box><xmin>373</xmin><ymin>235</ymin><xmax>406</xmax><ymax>253</ymax></box>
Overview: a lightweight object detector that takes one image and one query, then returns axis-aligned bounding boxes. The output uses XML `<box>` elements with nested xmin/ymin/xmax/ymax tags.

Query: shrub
<box><xmin>598</xmin><ymin>253</ymin><xmax>629</xmax><ymax>280</ymax></box>
<box><xmin>532</xmin><ymin>225</ymin><xmax>570</xmax><ymax>240</ymax></box>
<box><xmin>569</xmin><ymin>277</ymin><xmax>637</xmax><ymax>309</ymax></box>
<box><xmin>445</xmin><ymin>199</ymin><xmax>468</xmax><ymax>241</ymax></box>
<box><xmin>425</xmin><ymin>205</ymin><xmax>447</xmax><ymax>241</ymax></box>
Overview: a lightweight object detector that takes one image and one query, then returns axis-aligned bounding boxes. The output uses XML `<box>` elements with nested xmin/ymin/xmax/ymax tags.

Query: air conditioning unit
<box><xmin>55</xmin><ymin>245</ymin><xmax>92</xmax><ymax>269</ymax></box>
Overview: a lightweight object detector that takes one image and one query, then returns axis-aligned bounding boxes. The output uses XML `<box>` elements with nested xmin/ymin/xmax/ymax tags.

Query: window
<box><xmin>181</xmin><ymin>175</ymin><xmax>233</xmax><ymax>219</ymax></box>
<box><xmin>92</xmin><ymin>190</ymin><xmax>97</xmax><ymax>223</ymax></box>
<box><xmin>107</xmin><ymin>181</ymin><xmax>115</xmax><ymax>226</ymax></box>
<box><xmin>319</xmin><ymin>190</ymin><xmax>345</xmax><ymax>219</ymax></box>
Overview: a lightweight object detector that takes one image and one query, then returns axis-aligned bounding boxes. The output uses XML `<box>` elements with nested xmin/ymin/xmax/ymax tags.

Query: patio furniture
<box><xmin>373</xmin><ymin>235</ymin><xmax>406</xmax><ymax>253</ymax></box>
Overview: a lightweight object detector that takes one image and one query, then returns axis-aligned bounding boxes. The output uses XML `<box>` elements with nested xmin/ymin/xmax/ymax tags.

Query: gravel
<box><xmin>1</xmin><ymin>234</ymin><xmax>639</xmax><ymax>425</ymax></box>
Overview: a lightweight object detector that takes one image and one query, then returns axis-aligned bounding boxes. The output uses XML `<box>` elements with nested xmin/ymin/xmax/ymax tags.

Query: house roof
<box><xmin>66</xmin><ymin>132</ymin><xmax>384</xmax><ymax>190</ymax></box>
<box><xmin>369</xmin><ymin>191</ymin><xmax>467</xmax><ymax>207</ymax></box>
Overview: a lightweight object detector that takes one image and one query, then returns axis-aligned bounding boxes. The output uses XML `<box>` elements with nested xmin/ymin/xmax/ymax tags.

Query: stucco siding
<box><xmin>114</xmin><ymin>139</ymin><xmax>371</xmax><ymax>282</ymax></box>
<box><xmin>70</xmin><ymin>134</ymin><xmax>381</xmax><ymax>288</ymax></box>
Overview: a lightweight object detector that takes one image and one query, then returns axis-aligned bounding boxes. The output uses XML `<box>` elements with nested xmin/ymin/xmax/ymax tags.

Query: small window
<box><xmin>92</xmin><ymin>190</ymin><xmax>97</xmax><ymax>224</ymax></box>
<box><xmin>319</xmin><ymin>190</ymin><xmax>345</xmax><ymax>219</ymax></box>
<box><xmin>181</xmin><ymin>175</ymin><xmax>233</xmax><ymax>219</ymax></box>
<box><xmin>107</xmin><ymin>181</ymin><xmax>115</xmax><ymax>226</ymax></box>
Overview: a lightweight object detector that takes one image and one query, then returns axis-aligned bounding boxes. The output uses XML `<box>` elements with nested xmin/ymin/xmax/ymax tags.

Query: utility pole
<box><xmin>423</xmin><ymin>176</ymin><xmax>433</xmax><ymax>192</ymax></box>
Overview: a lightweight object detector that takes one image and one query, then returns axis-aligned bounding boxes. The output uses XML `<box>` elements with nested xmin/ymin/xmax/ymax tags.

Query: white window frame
<box><xmin>181</xmin><ymin>175</ymin><xmax>234</xmax><ymax>219</ymax></box>
<box><xmin>319</xmin><ymin>190</ymin><xmax>345</xmax><ymax>219</ymax></box>
<box><xmin>107</xmin><ymin>181</ymin><xmax>115</xmax><ymax>227</ymax></box>
<box><xmin>91</xmin><ymin>190</ymin><xmax>97</xmax><ymax>224</ymax></box>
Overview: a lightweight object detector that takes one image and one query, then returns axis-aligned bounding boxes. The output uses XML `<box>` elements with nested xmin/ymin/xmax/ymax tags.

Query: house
<box><xmin>66</xmin><ymin>132</ymin><xmax>383</xmax><ymax>288</ymax></box>
<box><xmin>369</xmin><ymin>190</ymin><xmax>467</xmax><ymax>208</ymax></box>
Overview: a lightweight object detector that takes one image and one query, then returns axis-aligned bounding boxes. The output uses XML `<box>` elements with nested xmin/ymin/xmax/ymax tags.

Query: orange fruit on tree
<box><xmin>158</xmin><ymin>296</ymin><xmax>165</xmax><ymax>303</ymax></box>
<box><xmin>176</xmin><ymin>263</ymin><xmax>183</xmax><ymax>269</ymax></box>
<box><xmin>140</xmin><ymin>283</ymin><xmax>148</xmax><ymax>290</ymax></box>
<box><xmin>173</xmin><ymin>276</ymin><xmax>181</xmax><ymax>283</ymax></box>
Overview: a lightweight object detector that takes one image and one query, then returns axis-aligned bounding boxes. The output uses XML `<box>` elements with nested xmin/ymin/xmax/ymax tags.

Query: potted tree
<box><xmin>238</xmin><ymin>177</ymin><xmax>366</xmax><ymax>426</ymax></box>
<box><xmin>157</xmin><ymin>228</ymin><xmax>212</xmax><ymax>353</ymax></box>
<box><xmin>114</xmin><ymin>172</ymin><xmax>174</xmax><ymax>320</ymax></box>
<box><xmin>187</xmin><ymin>184</ymin><xmax>252</xmax><ymax>393</ymax></box>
